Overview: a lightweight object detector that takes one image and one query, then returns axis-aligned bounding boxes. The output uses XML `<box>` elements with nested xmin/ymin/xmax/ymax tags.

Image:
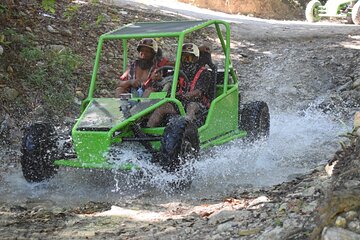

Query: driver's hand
<box><xmin>150</xmin><ymin>71</ymin><xmax>162</xmax><ymax>81</ymax></box>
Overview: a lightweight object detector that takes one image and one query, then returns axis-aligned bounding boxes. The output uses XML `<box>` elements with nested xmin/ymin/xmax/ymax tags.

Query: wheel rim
<box><xmin>306</xmin><ymin>1</ymin><xmax>322</xmax><ymax>22</ymax></box>
<box><xmin>313</xmin><ymin>5</ymin><xmax>321</xmax><ymax>21</ymax></box>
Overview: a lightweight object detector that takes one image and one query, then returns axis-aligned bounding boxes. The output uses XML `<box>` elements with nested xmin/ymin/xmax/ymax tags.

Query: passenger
<box><xmin>146</xmin><ymin>43</ymin><xmax>212</xmax><ymax>127</ymax></box>
<box><xmin>115</xmin><ymin>38</ymin><xmax>170</xmax><ymax>97</ymax></box>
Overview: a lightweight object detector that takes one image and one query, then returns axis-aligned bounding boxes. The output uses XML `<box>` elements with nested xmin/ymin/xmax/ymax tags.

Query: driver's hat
<box><xmin>182</xmin><ymin>43</ymin><xmax>199</xmax><ymax>58</ymax></box>
<box><xmin>137</xmin><ymin>38</ymin><xmax>158</xmax><ymax>54</ymax></box>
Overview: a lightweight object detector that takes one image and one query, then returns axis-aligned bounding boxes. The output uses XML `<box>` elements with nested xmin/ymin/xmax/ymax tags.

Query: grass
<box><xmin>20</xmin><ymin>46</ymin><xmax>83</xmax><ymax>113</ymax></box>
<box><xmin>63</xmin><ymin>4</ymin><xmax>81</xmax><ymax>20</ymax></box>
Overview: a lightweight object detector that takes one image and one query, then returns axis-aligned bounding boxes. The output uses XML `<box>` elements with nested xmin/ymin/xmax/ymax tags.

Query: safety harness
<box><xmin>120</xmin><ymin>57</ymin><xmax>169</xmax><ymax>83</ymax></box>
<box><xmin>143</xmin><ymin>58</ymin><xmax>170</xmax><ymax>88</ymax></box>
<box><xmin>178</xmin><ymin>66</ymin><xmax>210</xmax><ymax>108</ymax></box>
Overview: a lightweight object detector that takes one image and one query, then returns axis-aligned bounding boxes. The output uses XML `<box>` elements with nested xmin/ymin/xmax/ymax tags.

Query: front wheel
<box><xmin>240</xmin><ymin>101</ymin><xmax>270</xmax><ymax>142</ymax></box>
<box><xmin>306</xmin><ymin>0</ymin><xmax>322</xmax><ymax>22</ymax></box>
<box><xmin>160</xmin><ymin>116</ymin><xmax>199</xmax><ymax>172</ymax></box>
<box><xmin>21</xmin><ymin>122</ymin><xmax>59</xmax><ymax>182</ymax></box>
<box><xmin>352</xmin><ymin>1</ymin><xmax>360</xmax><ymax>25</ymax></box>
<box><xmin>159</xmin><ymin>117</ymin><xmax>199</xmax><ymax>189</ymax></box>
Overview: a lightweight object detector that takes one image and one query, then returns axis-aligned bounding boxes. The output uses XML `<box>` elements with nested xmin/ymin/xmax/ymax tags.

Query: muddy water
<box><xmin>0</xmin><ymin>108</ymin><xmax>347</xmax><ymax>206</ymax></box>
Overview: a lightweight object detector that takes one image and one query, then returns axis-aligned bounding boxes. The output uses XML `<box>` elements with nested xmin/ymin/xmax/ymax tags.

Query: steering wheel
<box><xmin>150</xmin><ymin>65</ymin><xmax>190</xmax><ymax>93</ymax></box>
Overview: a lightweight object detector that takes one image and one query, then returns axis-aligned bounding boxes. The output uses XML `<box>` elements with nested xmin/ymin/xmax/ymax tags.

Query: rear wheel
<box><xmin>21</xmin><ymin>122</ymin><xmax>59</xmax><ymax>182</ymax></box>
<box><xmin>306</xmin><ymin>0</ymin><xmax>322</xmax><ymax>22</ymax></box>
<box><xmin>159</xmin><ymin>116</ymin><xmax>199</xmax><ymax>189</ymax></box>
<box><xmin>240</xmin><ymin>101</ymin><xmax>270</xmax><ymax>142</ymax></box>
<box><xmin>352</xmin><ymin>1</ymin><xmax>360</xmax><ymax>25</ymax></box>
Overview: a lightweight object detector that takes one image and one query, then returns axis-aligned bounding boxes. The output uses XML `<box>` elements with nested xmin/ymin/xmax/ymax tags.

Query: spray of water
<box><xmin>188</xmin><ymin>108</ymin><xmax>347</xmax><ymax>199</ymax></box>
<box><xmin>0</xmin><ymin>108</ymin><xmax>349</xmax><ymax>204</ymax></box>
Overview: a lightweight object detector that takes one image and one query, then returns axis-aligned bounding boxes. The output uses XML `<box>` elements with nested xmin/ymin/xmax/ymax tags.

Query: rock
<box><xmin>282</xmin><ymin>217</ymin><xmax>302</xmax><ymax>230</ymax></box>
<box><xmin>49</xmin><ymin>45</ymin><xmax>66</xmax><ymax>52</ymax></box>
<box><xmin>99</xmin><ymin>89</ymin><xmax>111</xmax><ymax>96</ymax></box>
<box><xmin>325</xmin><ymin>161</ymin><xmax>337</xmax><ymax>176</ymax></box>
<box><xmin>0</xmin><ymin>112</ymin><xmax>10</xmax><ymax>136</ymax></box>
<box><xmin>356</xmin><ymin>128</ymin><xmax>360</xmax><ymax>137</ymax></box>
<box><xmin>7</xmin><ymin>65</ymin><xmax>13</xmax><ymax>74</ymax></box>
<box><xmin>348</xmin><ymin>221</ymin><xmax>360</xmax><ymax>233</ymax></box>
<box><xmin>258</xmin><ymin>226</ymin><xmax>283</xmax><ymax>240</ymax></box>
<box><xmin>25</xmin><ymin>27</ymin><xmax>32</xmax><ymax>32</ymax></box>
<box><xmin>278</xmin><ymin>203</ymin><xmax>288</xmax><ymax>212</ymax></box>
<box><xmin>32</xmin><ymin>106</ymin><xmax>45</xmax><ymax>116</ymax></box>
<box><xmin>61</xmin><ymin>29</ymin><xmax>72</xmax><ymax>37</ymax></box>
<box><xmin>344</xmin><ymin>180</ymin><xmax>360</xmax><ymax>189</ymax></box>
<box><xmin>0</xmin><ymin>45</ymin><xmax>3</xmax><ymax>56</ymax></box>
<box><xmin>210</xmin><ymin>234</ymin><xmax>223</xmax><ymax>240</ymax></box>
<box><xmin>302</xmin><ymin>186</ymin><xmax>316</xmax><ymax>197</ymax></box>
<box><xmin>336</xmin><ymin>80</ymin><xmax>352</xmax><ymax>92</ymax></box>
<box><xmin>76</xmin><ymin>90</ymin><xmax>85</xmax><ymax>100</ymax></box>
<box><xmin>321</xmin><ymin>227</ymin><xmax>360</xmax><ymax>240</ymax></box>
<box><xmin>47</xmin><ymin>25</ymin><xmax>58</xmax><ymax>34</ymax></box>
<box><xmin>101</xmin><ymin>13</ymin><xmax>111</xmax><ymax>21</ymax></box>
<box><xmin>216</xmin><ymin>221</ymin><xmax>236</xmax><ymax>233</ymax></box>
<box><xmin>2</xmin><ymin>87</ymin><xmax>19</xmax><ymax>101</ymax></box>
<box><xmin>335</xmin><ymin>216</ymin><xmax>347</xmax><ymax>228</ymax></box>
<box><xmin>352</xmin><ymin>79</ymin><xmax>360</xmax><ymax>89</ymax></box>
<box><xmin>238</xmin><ymin>228</ymin><xmax>262</xmax><ymax>236</ymax></box>
<box><xmin>248</xmin><ymin>196</ymin><xmax>270</xmax><ymax>208</ymax></box>
<box><xmin>161</xmin><ymin>226</ymin><xmax>177</xmax><ymax>234</ymax></box>
<box><xmin>208</xmin><ymin>210</ymin><xmax>235</xmax><ymax>225</ymax></box>
<box><xmin>208</xmin><ymin>210</ymin><xmax>251</xmax><ymax>225</ymax></box>
<box><xmin>354</xmin><ymin>112</ymin><xmax>360</xmax><ymax>128</ymax></box>
<box><xmin>302</xmin><ymin>200</ymin><xmax>318</xmax><ymax>213</ymax></box>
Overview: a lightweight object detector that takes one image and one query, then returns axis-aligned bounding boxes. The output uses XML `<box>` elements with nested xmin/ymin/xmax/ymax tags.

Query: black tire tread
<box><xmin>21</xmin><ymin>122</ymin><xmax>58</xmax><ymax>182</ymax></box>
<box><xmin>160</xmin><ymin>116</ymin><xmax>199</xmax><ymax>172</ymax></box>
<box><xmin>240</xmin><ymin>101</ymin><xmax>270</xmax><ymax>142</ymax></box>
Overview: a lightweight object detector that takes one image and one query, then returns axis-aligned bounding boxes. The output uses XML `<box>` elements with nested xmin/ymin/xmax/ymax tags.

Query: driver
<box><xmin>115</xmin><ymin>38</ymin><xmax>170</xmax><ymax>97</ymax></box>
<box><xmin>146</xmin><ymin>43</ymin><xmax>212</xmax><ymax>127</ymax></box>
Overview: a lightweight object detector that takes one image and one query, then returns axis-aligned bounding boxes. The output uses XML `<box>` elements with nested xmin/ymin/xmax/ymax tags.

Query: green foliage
<box><xmin>20</xmin><ymin>47</ymin><xmax>42</xmax><ymax>61</ymax></box>
<box><xmin>41</xmin><ymin>0</ymin><xmax>56</xmax><ymax>14</ymax></box>
<box><xmin>2</xmin><ymin>28</ymin><xmax>35</xmax><ymax>48</ymax></box>
<box><xmin>63</xmin><ymin>4</ymin><xmax>80</xmax><ymax>20</ymax></box>
<box><xmin>50</xmin><ymin>49</ymin><xmax>82</xmax><ymax>73</ymax></box>
<box><xmin>96</xmin><ymin>14</ymin><xmax>105</xmax><ymax>26</ymax></box>
<box><xmin>274</xmin><ymin>218</ymin><xmax>283</xmax><ymax>227</ymax></box>
<box><xmin>0</xmin><ymin>34</ymin><xmax>11</xmax><ymax>45</ymax></box>
<box><xmin>20</xmin><ymin>46</ymin><xmax>83</xmax><ymax>112</ymax></box>
<box><xmin>0</xmin><ymin>4</ymin><xmax>7</xmax><ymax>14</ymax></box>
<box><xmin>2</xmin><ymin>28</ymin><xmax>16</xmax><ymax>37</ymax></box>
<box><xmin>80</xmin><ymin>22</ymin><xmax>91</xmax><ymax>31</ymax></box>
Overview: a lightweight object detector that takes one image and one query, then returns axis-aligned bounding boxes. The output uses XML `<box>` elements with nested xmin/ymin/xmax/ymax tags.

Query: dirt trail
<box><xmin>114</xmin><ymin>0</ymin><xmax>360</xmax><ymax>39</ymax></box>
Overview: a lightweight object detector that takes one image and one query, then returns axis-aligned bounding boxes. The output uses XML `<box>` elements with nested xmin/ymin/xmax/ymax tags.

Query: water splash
<box><xmin>188</xmin><ymin>109</ymin><xmax>348</xmax><ymax>198</ymax></box>
<box><xmin>0</xmin><ymin>109</ymin><xmax>350</xmax><ymax>204</ymax></box>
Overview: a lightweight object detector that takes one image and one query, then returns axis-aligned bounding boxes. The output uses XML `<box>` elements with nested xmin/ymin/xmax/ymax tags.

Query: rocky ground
<box><xmin>0</xmin><ymin>0</ymin><xmax>360</xmax><ymax>239</ymax></box>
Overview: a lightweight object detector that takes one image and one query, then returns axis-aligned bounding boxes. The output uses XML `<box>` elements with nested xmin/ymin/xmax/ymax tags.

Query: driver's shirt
<box><xmin>182</xmin><ymin>63</ymin><xmax>212</xmax><ymax>107</ymax></box>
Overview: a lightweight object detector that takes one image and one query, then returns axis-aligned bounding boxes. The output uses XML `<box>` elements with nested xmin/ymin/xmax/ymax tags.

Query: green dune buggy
<box><xmin>306</xmin><ymin>0</ymin><xmax>360</xmax><ymax>24</ymax></box>
<box><xmin>20</xmin><ymin>20</ymin><xmax>270</xmax><ymax>187</ymax></box>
